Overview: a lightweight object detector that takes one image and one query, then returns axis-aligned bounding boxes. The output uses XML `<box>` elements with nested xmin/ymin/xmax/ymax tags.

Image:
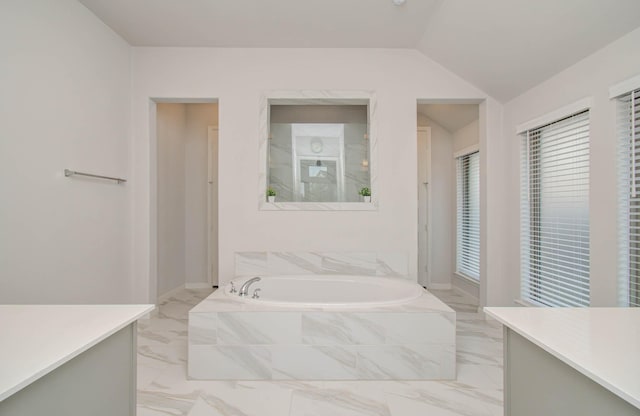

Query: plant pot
<box><xmin>268</xmin><ymin>196</ymin><xmax>275</xmax><ymax>203</ymax></box>
<box><xmin>363</xmin><ymin>196</ymin><xmax>371</xmax><ymax>203</ymax></box>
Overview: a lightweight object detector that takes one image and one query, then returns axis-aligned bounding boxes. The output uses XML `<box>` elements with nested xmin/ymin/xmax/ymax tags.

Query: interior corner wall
<box><xmin>422</xmin><ymin>118</ymin><xmax>455</xmax><ymax>289</ymax></box>
<box><xmin>0</xmin><ymin>0</ymin><xmax>132</xmax><ymax>303</ymax></box>
<box><xmin>131</xmin><ymin>48</ymin><xmax>501</xmax><ymax>302</ymax></box>
<box><xmin>453</xmin><ymin>119</ymin><xmax>479</xmax><ymax>152</ymax></box>
<box><xmin>502</xmin><ymin>27</ymin><xmax>640</xmax><ymax>307</ymax></box>
<box><xmin>156</xmin><ymin>104</ymin><xmax>187</xmax><ymax>296</ymax></box>
<box><xmin>184</xmin><ymin>104</ymin><xmax>218</xmax><ymax>286</ymax></box>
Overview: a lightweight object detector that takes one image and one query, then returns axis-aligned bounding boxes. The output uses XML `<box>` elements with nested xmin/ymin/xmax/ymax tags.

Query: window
<box><xmin>456</xmin><ymin>151</ymin><xmax>480</xmax><ymax>280</ymax></box>
<box><xmin>521</xmin><ymin>110</ymin><xmax>590</xmax><ymax>307</ymax></box>
<box><xmin>617</xmin><ymin>88</ymin><xmax>640</xmax><ymax>307</ymax></box>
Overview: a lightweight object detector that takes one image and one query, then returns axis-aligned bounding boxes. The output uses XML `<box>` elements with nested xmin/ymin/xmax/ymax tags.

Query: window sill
<box><xmin>259</xmin><ymin>201</ymin><xmax>378</xmax><ymax>211</ymax></box>
<box><xmin>514</xmin><ymin>298</ymin><xmax>544</xmax><ymax>307</ymax></box>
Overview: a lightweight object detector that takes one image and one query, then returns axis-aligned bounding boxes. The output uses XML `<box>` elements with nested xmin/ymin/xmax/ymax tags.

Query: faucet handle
<box><xmin>229</xmin><ymin>282</ymin><xmax>237</xmax><ymax>294</ymax></box>
<box><xmin>252</xmin><ymin>288</ymin><xmax>261</xmax><ymax>299</ymax></box>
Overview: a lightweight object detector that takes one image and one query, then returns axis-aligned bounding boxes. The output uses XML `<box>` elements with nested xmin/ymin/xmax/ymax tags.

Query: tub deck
<box><xmin>188</xmin><ymin>286</ymin><xmax>456</xmax><ymax>380</ymax></box>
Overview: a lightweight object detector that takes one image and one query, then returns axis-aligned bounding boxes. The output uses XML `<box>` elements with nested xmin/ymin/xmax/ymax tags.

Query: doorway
<box><xmin>416</xmin><ymin>101</ymin><xmax>481</xmax><ymax>302</ymax></box>
<box><xmin>155</xmin><ymin>101</ymin><xmax>219</xmax><ymax>300</ymax></box>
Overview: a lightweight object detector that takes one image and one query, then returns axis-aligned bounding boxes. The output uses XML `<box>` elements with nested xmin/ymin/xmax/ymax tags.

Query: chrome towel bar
<box><xmin>64</xmin><ymin>169</ymin><xmax>126</xmax><ymax>184</ymax></box>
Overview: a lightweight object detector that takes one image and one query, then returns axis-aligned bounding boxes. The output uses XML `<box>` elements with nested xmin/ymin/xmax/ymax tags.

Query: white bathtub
<box><xmin>225</xmin><ymin>275</ymin><xmax>424</xmax><ymax>308</ymax></box>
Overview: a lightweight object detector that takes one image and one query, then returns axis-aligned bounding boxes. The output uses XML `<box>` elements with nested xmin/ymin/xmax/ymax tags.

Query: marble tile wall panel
<box><xmin>189</xmin><ymin>345</ymin><xmax>272</xmax><ymax>380</ymax></box>
<box><xmin>271</xmin><ymin>345</ymin><xmax>360</xmax><ymax>380</ymax></box>
<box><xmin>356</xmin><ymin>344</ymin><xmax>456</xmax><ymax>380</ymax></box>
<box><xmin>235</xmin><ymin>252</ymin><xmax>268</xmax><ymax>276</ymax></box>
<box><xmin>217</xmin><ymin>312</ymin><xmax>302</xmax><ymax>345</ymax></box>
<box><xmin>234</xmin><ymin>251</ymin><xmax>409</xmax><ymax>278</ymax></box>
<box><xmin>319</xmin><ymin>252</ymin><xmax>377</xmax><ymax>275</ymax></box>
<box><xmin>301</xmin><ymin>313</ymin><xmax>386</xmax><ymax>345</ymax></box>
<box><xmin>376</xmin><ymin>252</ymin><xmax>409</xmax><ymax>278</ymax></box>
<box><xmin>268</xmin><ymin>252</ymin><xmax>324</xmax><ymax>275</ymax></box>
<box><xmin>380</xmin><ymin>313</ymin><xmax>456</xmax><ymax>345</ymax></box>
<box><xmin>188</xmin><ymin>313</ymin><xmax>217</xmax><ymax>345</ymax></box>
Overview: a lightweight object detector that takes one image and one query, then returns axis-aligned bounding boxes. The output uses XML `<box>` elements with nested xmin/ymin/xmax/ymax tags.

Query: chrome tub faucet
<box><xmin>239</xmin><ymin>277</ymin><xmax>261</xmax><ymax>296</ymax></box>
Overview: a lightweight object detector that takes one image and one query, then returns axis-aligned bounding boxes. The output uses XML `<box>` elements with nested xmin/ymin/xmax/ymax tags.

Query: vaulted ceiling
<box><xmin>79</xmin><ymin>0</ymin><xmax>640</xmax><ymax>101</ymax></box>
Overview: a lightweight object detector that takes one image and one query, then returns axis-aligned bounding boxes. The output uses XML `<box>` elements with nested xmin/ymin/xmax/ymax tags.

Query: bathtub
<box><xmin>225</xmin><ymin>275</ymin><xmax>424</xmax><ymax>308</ymax></box>
<box><xmin>189</xmin><ymin>274</ymin><xmax>456</xmax><ymax>380</ymax></box>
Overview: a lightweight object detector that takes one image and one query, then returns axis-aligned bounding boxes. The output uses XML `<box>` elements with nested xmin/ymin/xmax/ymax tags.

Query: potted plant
<box><xmin>267</xmin><ymin>187</ymin><xmax>276</xmax><ymax>203</ymax></box>
<box><xmin>359</xmin><ymin>187</ymin><xmax>371</xmax><ymax>203</ymax></box>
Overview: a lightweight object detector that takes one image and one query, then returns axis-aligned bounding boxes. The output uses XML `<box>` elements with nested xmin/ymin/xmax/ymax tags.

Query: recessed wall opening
<box><xmin>417</xmin><ymin>100</ymin><xmax>482</xmax><ymax>307</ymax></box>
<box><xmin>152</xmin><ymin>99</ymin><xmax>219</xmax><ymax>301</ymax></box>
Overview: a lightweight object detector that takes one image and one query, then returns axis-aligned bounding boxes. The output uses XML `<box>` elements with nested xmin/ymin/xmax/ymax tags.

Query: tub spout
<box><xmin>239</xmin><ymin>277</ymin><xmax>261</xmax><ymax>296</ymax></box>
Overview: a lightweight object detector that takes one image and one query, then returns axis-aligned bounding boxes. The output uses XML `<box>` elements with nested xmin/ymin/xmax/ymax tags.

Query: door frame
<box><xmin>417</xmin><ymin>126</ymin><xmax>432</xmax><ymax>287</ymax></box>
<box><xmin>207</xmin><ymin>126</ymin><xmax>219</xmax><ymax>287</ymax></box>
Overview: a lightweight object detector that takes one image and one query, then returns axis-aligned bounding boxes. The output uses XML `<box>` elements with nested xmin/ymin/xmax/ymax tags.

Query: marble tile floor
<box><xmin>137</xmin><ymin>288</ymin><xmax>503</xmax><ymax>416</ymax></box>
<box><xmin>430</xmin><ymin>289</ymin><xmax>480</xmax><ymax>314</ymax></box>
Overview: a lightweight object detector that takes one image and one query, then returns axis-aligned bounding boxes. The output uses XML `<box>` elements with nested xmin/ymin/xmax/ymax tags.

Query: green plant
<box><xmin>267</xmin><ymin>187</ymin><xmax>276</xmax><ymax>197</ymax></box>
<box><xmin>359</xmin><ymin>187</ymin><xmax>371</xmax><ymax>197</ymax></box>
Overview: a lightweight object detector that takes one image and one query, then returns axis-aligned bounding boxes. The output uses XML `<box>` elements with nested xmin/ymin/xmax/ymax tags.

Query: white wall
<box><xmin>453</xmin><ymin>119</ymin><xmax>479</xmax><ymax>152</ymax></box>
<box><xmin>0</xmin><ymin>0</ymin><xmax>132</xmax><ymax>303</ymax></box>
<box><xmin>184</xmin><ymin>104</ymin><xmax>218</xmax><ymax>286</ymax></box>
<box><xmin>156</xmin><ymin>104</ymin><xmax>187</xmax><ymax>296</ymax></box>
<box><xmin>131</xmin><ymin>48</ymin><xmax>502</xmax><ymax>302</ymax></box>
<box><xmin>501</xmin><ymin>27</ymin><xmax>640</xmax><ymax>306</ymax></box>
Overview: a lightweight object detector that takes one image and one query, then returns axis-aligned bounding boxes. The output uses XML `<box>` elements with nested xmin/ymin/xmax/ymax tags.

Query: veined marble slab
<box><xmin>235</xmin><ymin>251</ymin><xmax>409</xmax><ymax>279</ymax></box>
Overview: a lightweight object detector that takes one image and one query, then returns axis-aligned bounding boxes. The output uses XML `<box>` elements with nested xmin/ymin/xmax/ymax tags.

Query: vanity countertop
<box><xmin>0</xmin><ymin>304</ymin><xmax>154</xmax><ymax>401</ymax></box>
<box><xmin>484</xmin><ymin>307</ymin><xmax>640</xmax><ymax>409</ymax></box>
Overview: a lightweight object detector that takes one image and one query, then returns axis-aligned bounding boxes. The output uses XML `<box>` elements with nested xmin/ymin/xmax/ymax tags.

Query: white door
<box><xmin>417</xmin><ymin>127</ymin><xmax>431</xmax><ymax>287</ymax></box>
<box><xmin>207</xmin><ymin>127</ymin><xmax>219</xmax><ymax>286</ymax></box>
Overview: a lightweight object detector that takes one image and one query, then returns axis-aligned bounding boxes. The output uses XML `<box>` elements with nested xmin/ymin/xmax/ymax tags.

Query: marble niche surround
<box><xmin>258</xmin><ymin>90</ymin><xmax>378</xmax><ymax>211</ymax></box>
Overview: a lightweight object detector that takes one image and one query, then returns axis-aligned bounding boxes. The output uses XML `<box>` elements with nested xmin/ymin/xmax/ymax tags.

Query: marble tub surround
<box><xmin>188</xmin><ymin>286</ymin><xmax>455</xmax><ymax>380</ymax></box>
<box><xmin>138</xmin><ymin>288</ymin><xmax>503</xmax><ymax>416</ymax></box>
<box><xmin>235</xmin><ymin>251</ymin><xmax>409</xmax><ymax>278</ymax></box>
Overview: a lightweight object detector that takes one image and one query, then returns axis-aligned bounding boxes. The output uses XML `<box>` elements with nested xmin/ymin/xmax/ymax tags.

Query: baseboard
<box><xmin>451</xmin><ymin>284</ymin><xmax>479</xmax><ymax>301</ymax></box>
<box><xmin>427</xmin><ymin>283</ymin><xmax>452</xmax><ymax>290</ymax></box>
<box><xmin>451</xmin><ymin>274</ymin><xmax>480</xmax><ymax>300</ymax></box>
<box><xmin>185</xmin><ymin>282</ymin><xmax>213</xmax><ymax>289</ymax></box>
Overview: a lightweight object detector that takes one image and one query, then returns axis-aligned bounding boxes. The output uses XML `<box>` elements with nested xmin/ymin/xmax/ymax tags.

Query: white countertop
<box><xmin>0</xmin><ymin>304</ymin><xmax>154</xmax><ymax>402</ymax></box>
<box><xmin>484</xmin><ymin>307</ymin><xmax>640</xmax><ymax>409</ymax></box>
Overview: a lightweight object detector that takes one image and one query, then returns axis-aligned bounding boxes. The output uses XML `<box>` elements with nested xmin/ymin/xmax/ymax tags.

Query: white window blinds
<box><xmin>521</xmin><ymin>110</ymin><xmax>590</xmax><ymax>307</ymax></box>
<box><xmin>617</xmin><ymin>88</ymin><xmax>640</xmax><ymax>307</ymax></box>
<box><xmin>456</xmin><ymin>151</ymin><xmax>480</xmax><ymax>280</ymax></box>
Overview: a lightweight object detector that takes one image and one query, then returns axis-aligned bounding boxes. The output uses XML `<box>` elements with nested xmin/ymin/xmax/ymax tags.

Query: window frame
<box><xmin>520</xmin><ymin>109</ymin><xmax>591</xmax><ymax>307</ymax></box>
<box><xmin>455</xmin><ymin>147</ymin><xmax>480</xmax><ymax>282</ymax></box>
<box><xmin>616</xmin><ymin>88</ymin><xmax>640</xmax><ymax>307</ymax></box>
